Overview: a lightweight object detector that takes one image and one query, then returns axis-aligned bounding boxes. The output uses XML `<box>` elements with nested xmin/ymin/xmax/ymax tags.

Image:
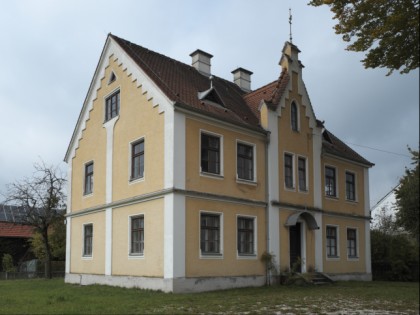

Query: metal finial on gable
<box><xmin>289</xmin><ymin>8</ymin><xmax>293</xmax><ymax>43</ymax></box>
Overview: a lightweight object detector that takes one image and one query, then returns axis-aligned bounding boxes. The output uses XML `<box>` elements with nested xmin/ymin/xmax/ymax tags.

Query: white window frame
<box><xmin>290</xmin><ymin>100</ymin><xmax>300</xmax><ymax>132</ymax></box>
<box><xmin>83</xmin><ymin>160</ymin><xmax>94</xmax><ymax>197</ymax></box>
<box><xmin>345</xmin><ymin>170</ymin><xmax>358</xmax><ymax>202</ymax></box>
<box><xmin>346</xmin><ymin>226</ymin><xmax>359</xmax><ymax>261</ymax></box>
<box><xmin>128</xmin><ymin>136</ymin><xmax>146</xmax><ymax>184</ymax></box>
<box><xmin>236</xmin><ymin>139</ymin><xmax>257</xmax><ymax>184</ymax></box>
<box><xmin>199</xmin><ymin>130</ymin><xmax>224</xmax><ymax>178</ymax></box>
<box><xmin>284</xmin><ymin>151</ymin><xmax>296</xmax><ymax>191</ymax></box>
<box><xmin>326</xmin><ymin>224</ymin><xmax>340</xmax><ymax>261</ymax></box>
<box><xmin>82</xmin><ymin>223</ymin><xmax>93</xmax><ymax>259</ymax></box>
<box><xmin>199</xmin><ymin>210</ymin><xmax>224</xmax><ymax>259</ymax></box>
<box><xmin>128</xmin><ymin>213</ymin><xmax>145</xmax><ymax>259</ymax></box>
<box><xmin>236</xmin><ymin>215</ymin><xmax>258</xmax><ymax>259</ymax></box>
<box><xmin>324</xmin><ymin>164</ymin><xmax>339</xmax><ymax>198</ymax></box>
<box><xmin>103</xmin><ymin>87</ymin><xmax>121</xmax><ymax>124</ymax></box>
<box><xmin>297</xmin><ymin>155</ymin><xmax>309</xmax><ymax>193</ymax></box>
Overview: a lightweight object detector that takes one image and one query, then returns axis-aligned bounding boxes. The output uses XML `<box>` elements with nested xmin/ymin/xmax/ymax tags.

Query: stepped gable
<box><xmin>323</xmin><ymin>129</ymin><xmax>374</xmax><ymax>166</ymax></box>
<box><xmin>110</xmin><ymin>34</ymin><xmax>262</xmax><ymax>130</ymax></box>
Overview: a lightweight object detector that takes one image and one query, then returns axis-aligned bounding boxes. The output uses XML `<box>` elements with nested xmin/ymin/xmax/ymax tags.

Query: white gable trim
<box><xmin>64</xmin><ymin>35</ymin><xmax>174</xmax><ymax>163</ymax></box>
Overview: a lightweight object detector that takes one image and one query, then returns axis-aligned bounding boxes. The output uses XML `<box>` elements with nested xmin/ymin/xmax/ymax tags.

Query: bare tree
<box><xmin>3</xmin><ymin>161</ymin><xmax>66</xmax><ymax>278</ymax></box>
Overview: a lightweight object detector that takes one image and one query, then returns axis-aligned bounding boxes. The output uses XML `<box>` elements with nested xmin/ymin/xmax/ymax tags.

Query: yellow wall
<box><xmin>321</xmin><ymin>156</ymin><xmax>366</xmax><ymax>216</ymax></box>
<box><xmin>323</xmin><ymin>216</ymin><xmax>366</xmax><ymax>273</ymax></box>
<box><xmin>185</xmin><ymin>197</ymin><xmax>266</xmax><ymax>277</ymax></box>
<box><xmin>185</xmin><ymin>117</ymin><xmax>266</xmax><ymax>201</ymax></box>
<box><xmin>277</xmin><ymin>72</ymin><xmax>314</xmax><ymax>207</ymax></box>
<box><xmin>70</xmin><ymin>211</ymin><xmax>106</xmax><ymax>274</ymax></box>
<box><xmin>111</xmin><ymin>198</ymin><xmax>164</xmax><ymax>277</ymax></box>
<box><xmin>71</xmin><ymin>57</ymin><xmax>165</xmax><ymax>213</ymax></box>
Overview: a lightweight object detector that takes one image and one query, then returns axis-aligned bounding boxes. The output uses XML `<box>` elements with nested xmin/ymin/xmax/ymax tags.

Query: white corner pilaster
<box><xmin>312</xmin><ymin>125</ymin><xmax>323</xmax><ymax>272</ymax></box>
<box><xmin>65</xmin><ymin>164</ymin><xmax>72</xmax><ymax>274</ymax></box>
<box><xmin>266</xmin><ymin>109</ymin><xmax>280</xmax><ymax>264</ymax></box>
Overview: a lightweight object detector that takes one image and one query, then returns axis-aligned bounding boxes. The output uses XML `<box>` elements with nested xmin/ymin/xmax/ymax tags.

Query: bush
<box><xmin>2</xmin><ymin>253</ymin><xmax>17</xmax><ymax>272</ymax></box>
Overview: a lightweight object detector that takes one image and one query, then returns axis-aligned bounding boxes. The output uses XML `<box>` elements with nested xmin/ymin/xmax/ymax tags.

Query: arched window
<box><xmin>291</xmin><ymin>102</ymin><xmax>298</xmax><ymax>131</ymax></box>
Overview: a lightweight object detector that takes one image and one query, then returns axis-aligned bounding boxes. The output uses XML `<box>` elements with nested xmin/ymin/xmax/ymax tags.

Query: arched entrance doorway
<box><xmin>285</xmin><ymin>211</ymin><xmax>319</xmax><ymax>273</ymax></box>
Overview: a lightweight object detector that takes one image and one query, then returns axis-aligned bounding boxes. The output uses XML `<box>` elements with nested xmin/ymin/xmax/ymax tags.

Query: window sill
<box><xmin>200</xmin><ymin>252</ymin><xmax>223</xmax><ymax>259</ymax></box>
<box><xmin>298</xmin><ymin>188</ymin><xmax>309</xmax><ymax>194</ymax></box>
<box><xmin>347</xmin><ymin>256</ymin><xmax>359</xmax><ymax>261</ymax></box>
<box><xmin>236</xmin><ymin>178</ymin><xmax>257</xmax><ymax>186</ymax></box>
<box><xmin>326</xmin><ymin>256</ymin><xmax>340</xmax><ymax>261</ymax></box>
<box><xmin>284</xmin><ymin>186</ymin><xmax>296</xmax><ymax>192</ymax></box>
<box><xmin>82</xmin><ymin>255</ymin><xmax>93</xmax><ymax>260</ymax></box>
<box><xmin>129</xmin><ymin>176</ymin><xmax>145</xmax><ymax>185</ymax></box>
<box><xmin>345</xmin><ymin>199</ymin><xmax>358</xmax><ymax>204</ymax></box>
<box><xmin>200</xmin><ymin>172</ymin><xmax>224</xmax><ymax>180</ymax></box>
<box><xmin>128</xmin><ymin>254</ymin><xmax>144</xmax><ymax>260</ymax></box>
<box><xmin>325</xmin><ymin>195</ymin><xmax>339</xmax><ymax>201</ymax></box>
<box><xmin>83</xmin><ymin>192</ymin><xmax>93</xmax><ymax>199</ymax></box>
<box><xmin>237</xmin><ymin>253</ymin><xmax>257</xmax><ymax>260</ymax></box>
<box><xmin>103</xmin><ymin>115</ymin><xmax>119</xmax><ymax>127</ymax></box>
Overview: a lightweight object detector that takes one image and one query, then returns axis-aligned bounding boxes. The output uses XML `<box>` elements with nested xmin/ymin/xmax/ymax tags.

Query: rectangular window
<box><xmin>298</xmin><ymin>157</ymin><xmax>307</xmax><ymax>191</ymax></box>
<box><xmin>200</xmin><ymin>213</ymin><xmax>221</xmax><ymax>255</ymax></box>
<box><xmin>347</xmin><ymin>228</ymin><xmax>357</xmax><ymax>258</ymax></box>
<box><xmin>284</xmin><ymin>153</ymin><xmax>294</xmax><ymax>189</ymax></box>
<box><xmin>326</xmin><ymin>226</ymin><xmax>338</xmax><ymax>258</ymax></box>
<box><xmin>325</xmin><ymin>166</ymin><xmax>336</xmax><ymax>197</ymax></box>
<box><xmin>105</xmin><ymin>90</ymin><xmax>120</xmax><ymax>122</ymax></box>
<box><xmin>131</xmin><ymin>140</ymin><xmax>145</xmax><ymax>180</ymax></box>
<box><xmin>130</xmin><ymin>216</ymin><xmax>144</xmax><ymax>255</ymax></box>
<box><xmin>201</xmin><ymin>133</ymin><xmax>221</xmax><ymax>175</ymax></box>
<box><xmin>237</xmin><ymin>143</ymin><xmax>254</xmax><ymax>181</ymax></box>
<box><xmin>237</xmin><ymin>217</ymin><xmax>255</xmax><ymax>255</ymax></box>
<box><xmin>84</xmin><ymin>162</ymin><xmax>94</xmax><ymax>195</ymax></box>
<box><xmin>83</xmin><ymin>224</ymin><xmax>93</xmax><ymax>257</ymax></box>
<box><xmin>346</xmin><ymin>172</ymin><xmax>356</xmax><ymax>201</ymax></box>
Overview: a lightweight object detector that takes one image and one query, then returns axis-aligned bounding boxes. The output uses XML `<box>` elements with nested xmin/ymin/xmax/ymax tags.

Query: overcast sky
<box><xmin>0</xmin><ymin>0</ymin><xmax>418</xmax><ymax>207</ymax></box>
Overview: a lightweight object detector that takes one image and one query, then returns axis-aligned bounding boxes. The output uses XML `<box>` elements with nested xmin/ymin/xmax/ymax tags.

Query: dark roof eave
<box><xmin>174</xmin><ymin>102</ymin><xmax>267</xmax><ymax>135</ymax></box>
<box><xmin>323</xmin><ymin>147</ymin><xmax>375</xmax><ymax>168</ymax></box>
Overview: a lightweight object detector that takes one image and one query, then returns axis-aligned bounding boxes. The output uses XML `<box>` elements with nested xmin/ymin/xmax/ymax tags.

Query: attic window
<box><xmin>198</xmin><ymin>87</ymin><xmax>225</xmax><ymax>108</ymax></box>
<box><xmin>108</xmin><ymin>72</ymin><xmax>116</xmax><ymax>84</ymax></box>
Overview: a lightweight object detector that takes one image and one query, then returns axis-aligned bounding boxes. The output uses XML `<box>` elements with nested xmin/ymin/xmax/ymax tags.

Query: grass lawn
<box><xmin>0</xmin><ymin>278</ymin><xmax>418</xmax><ymax>314</ymax></box>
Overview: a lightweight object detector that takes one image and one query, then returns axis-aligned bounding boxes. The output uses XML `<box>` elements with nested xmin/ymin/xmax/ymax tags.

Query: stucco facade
<box><xmin>64</xmin><ymin>34</ymin><xmax>373</xmax><ymax>292</ymax></box>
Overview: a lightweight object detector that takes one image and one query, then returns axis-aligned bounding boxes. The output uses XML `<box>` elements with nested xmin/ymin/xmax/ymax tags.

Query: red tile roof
<box><xmin>0</xmin><ymin>221</ymin><xmax>34</xmax><ymax>238</ymax></box>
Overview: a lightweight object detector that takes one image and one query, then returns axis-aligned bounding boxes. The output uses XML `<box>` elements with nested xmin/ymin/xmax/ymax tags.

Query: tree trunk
<box><xmin>42</xmin><ymin>228</ymin><xmax>52</xmax><ymax>279</ymax></box>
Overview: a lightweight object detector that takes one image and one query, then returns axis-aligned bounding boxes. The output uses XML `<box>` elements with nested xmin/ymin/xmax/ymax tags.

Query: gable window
<box><xmin>237</xmin><ymin>142</ymin><xmax>254</xmax><ymax>181</ymax></box>
<box><xmin>346</xmin><ymin>171</ymin><xmax>356</xmax><ymax>201</ymax></box>
<box><xmin>291</xmin><ymin>102</ymin><xmax>298</xmax><ymax>131</ymax></box>
<box><xmin>298</xmin><ymin>157</ymin><xmax>307</xmax><ymax>191</ymax></box>
<box><xmin>284</xmin><ymin>153</ymin><xmax>294</xmax><ymax>189</ymax></box>
<box><xmin>347</xmin><ymin>228</ymin><xmax>357</xmax><ymax>258</ymax></box>
<box><xmin>201</xmin><ymin>133</ymin><xmax>221</xmax><ymax>175</ymax></box>
<box><xmin>200</xmin><ymin>213</ymin><xmax>221</xmax><ymax>255</ymax></box>
<box><xmin>237</xmin><ymin>217</ymin><xmax>255</xmax><ymax>255</ymax></box>
<box><xmin>105</xmin><ymin>90</ymin><xmax>120</xmax><ymax>122</ymax></box>
<box><xmin>325</xmin><ymin>166</ymin><xmax>337</xmax><ymax>197</ymax></box>
<box><xmin>131</xmin><ymin>139</ymin><xmax>145</xmax><ymax>180</ymax></box>
<box><xmin>84</xmin><ymin>162</ymin><xmax>94</xmax><ymax>195</ymax></box>
<box><xmin>130</xmin><ymin>216</ymin><xmax>144</xmax><ymax>255</ymax></box>
<box><xmin>83</xmin><ymin>224</ymin><xmax>93</xmax><ymax>257</ymax></box>
<box><xmin>326</xmin><ymin>226</ymin><xmax>338</xmax><ymax>258</ymax></box>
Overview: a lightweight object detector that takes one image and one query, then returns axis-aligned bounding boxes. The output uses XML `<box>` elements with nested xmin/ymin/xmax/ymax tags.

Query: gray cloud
<box><xmin>0</xmin><ymin>0</ymin><xmax>418</xmax><ymax>207</ymax></box>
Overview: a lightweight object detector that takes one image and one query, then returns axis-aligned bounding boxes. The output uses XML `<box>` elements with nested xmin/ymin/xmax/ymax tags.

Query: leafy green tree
<box><xmin>308</xmin><ymin>0</ymin><xmax>419</xmax><ymax>75</ymax></box>
<box><xmin>2</xmin><ymin>254</ymin><xmax>16</xmax><ymax>272</ymax></box>
<box><xmin>395</xmin><ymin>148</ymin><xmax>419</xmax><ymax>242</ymax></box>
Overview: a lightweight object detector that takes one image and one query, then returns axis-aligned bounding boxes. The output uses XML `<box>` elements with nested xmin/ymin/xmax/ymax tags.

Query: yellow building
<box><xmin>64</xmin><ymin>34</ymin><xmax>374</xmax><ymax>292</ymax></box>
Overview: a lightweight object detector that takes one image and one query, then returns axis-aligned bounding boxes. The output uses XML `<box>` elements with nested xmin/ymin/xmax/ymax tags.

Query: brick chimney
<box><xmin>231</xmin><ymin>67</ymin><xmax>253</xmax><ymax>92</ymax></box>
<box><xmin>190</xmin><ymin>49</ymin><xmax>213</xmax><ymax>76</ymax></box>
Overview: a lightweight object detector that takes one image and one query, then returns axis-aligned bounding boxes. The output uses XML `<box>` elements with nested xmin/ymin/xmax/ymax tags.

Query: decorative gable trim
<box><xmin>64</xmin><ymin>35</ymin><xmax>174</xmax><ymax>162</ymax></box>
